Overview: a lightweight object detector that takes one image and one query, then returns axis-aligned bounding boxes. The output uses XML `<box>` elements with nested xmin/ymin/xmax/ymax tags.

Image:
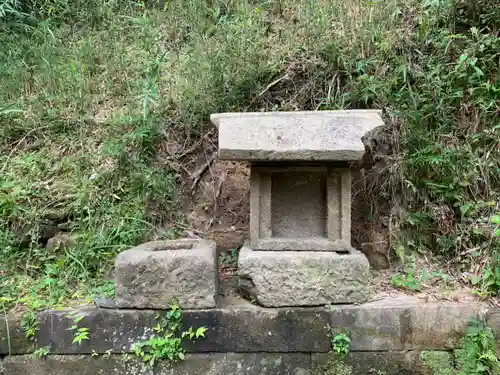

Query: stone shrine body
<box><xmin>211</xmin><ymin>110</ymin><xmax>384</xmax><ymax>307</ymax></box>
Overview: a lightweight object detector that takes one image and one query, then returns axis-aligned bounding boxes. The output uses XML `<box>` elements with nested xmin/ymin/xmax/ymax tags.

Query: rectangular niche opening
<box><xmin>270</xmin><ymin>171</ymin><xmax>327</xmax><ymax>238</ymax></box>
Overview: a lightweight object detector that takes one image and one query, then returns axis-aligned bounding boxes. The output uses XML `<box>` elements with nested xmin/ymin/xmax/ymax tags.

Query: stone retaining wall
<box><xmin>1</xmin><ymin>297</ymin><xmax>498</xmax><ymax>375</ymax></box>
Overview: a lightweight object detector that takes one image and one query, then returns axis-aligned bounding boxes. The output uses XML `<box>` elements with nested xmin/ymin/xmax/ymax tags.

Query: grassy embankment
<box><xmin>0</xmin><ymin>0</ymin><xmax>499</xmax><ymax>310</ymax></box>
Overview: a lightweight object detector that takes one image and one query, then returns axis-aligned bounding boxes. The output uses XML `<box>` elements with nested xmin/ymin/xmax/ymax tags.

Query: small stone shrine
<box><xmin>211</xmin><ymin>110</ymin><xmax>384</xmax><ymax>307</ymax></box>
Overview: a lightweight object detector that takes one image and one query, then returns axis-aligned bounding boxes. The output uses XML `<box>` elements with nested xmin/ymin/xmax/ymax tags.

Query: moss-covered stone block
<box><xmin>419</xmin><ymin>351</ymin><xmax>454</xmax><ymax>375</ymax></box>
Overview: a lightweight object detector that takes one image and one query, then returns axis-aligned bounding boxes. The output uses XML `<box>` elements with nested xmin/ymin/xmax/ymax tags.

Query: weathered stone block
<box><xmin>238</xmin><ymin>245</ymin><xmax>371</xmax><ymax>307</ymax></box>
<box><xmin>3</xmin><ymin>354</ymin><xmax>311</xmax><ymax>375</ymax></box>
<box><xmin>34</xmin><ymin>308</ymin><xmax>158</xmax><ymax>354</ymax></box>
<box><xmin>212</xmin><ymin>110</ymin><xmax>384</xmax><ymax>162</ymax></box>
<box><xmin>155</xmin><ymin>353</ymin><xmax>311</xmax><ymax>375</ymax></box>
<box><xmin>407</xmin><ymin>302</ymin><xmax>488</xmax><ymax>349</ymax></box>
<box><xmin>312</xmin><ymin>351</ymin><xmax>453</xmax><ymax>375</ymax></box>
<box><xmin>30</xmin><ymin>306</ymin><xmax>331</xmax><ymax>354</ymax></box>
<box><xmin>0</xmin><ymin>313</ymin><xmax>34</xmax><ymax>355</ymax></box>
<box><xmin>3</xmin><ymin>355</ymin><xmax>134</xmax><ymax>375</ymax></box>
<box><xmin>487</xmin><ymin>308</ymin><xmax>500</xmax><ymax>333</ymax></box>
<box><xmin>115</xmin><ymin>239</ymin><xmax>217</xmax><ymax>309</ymax></box>
<box><xmin>486</xmin><ymin>308</ymin><xmax>500</xmax><ymax>356</ymax></box>
<box><xmin>416</xmin><ymin>351</ymin><xmax>454</xmax><ymax>375</ymax></box>
<box><xmin>0</xmin><ymin>298</ymin><xmax>490</xmax><ymax>356</ymax></box>
<box><xmin>249</xmin><ymin>166</ymin><xmax>352</xmax><ymax>251</ymax></box>
<box><xmin>329</xmin><ymin>298</ymin><xmax>410</xmax><ymax>351</ymax></box>
<box><xmin>312</xmin><ymin>352</ymin><xmax>410</xmax><ymax>375</ymax></box>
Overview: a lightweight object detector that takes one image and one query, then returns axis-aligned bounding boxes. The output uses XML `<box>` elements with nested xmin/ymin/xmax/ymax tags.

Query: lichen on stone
<box><xmin>311</xmin><ymin>356</ymin><xmax>353</xmax><ymax>375</ymax></box>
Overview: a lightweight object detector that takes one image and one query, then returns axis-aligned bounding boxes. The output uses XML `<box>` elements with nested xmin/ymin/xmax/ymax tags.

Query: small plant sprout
<box><xmin>34</xmin><ymin>346</ymin><xmax>50</xmax><ymax>357</ymax></box>
<box><xmin>181</xmin><ymin>326</ymin><xmax>207</xmax><ymax>340</ymax></box>
<box><xmin>330</xmin><ymin>331</ymin><xmax>351</xmax><ymax>359</ymax></box>
<box><xmin>390</xmin><ymin>268</ymin><xmax>421</xmax><ymax>292</ymax></box>
<box><xmin>132</xmin><ymin>301</ymin><xmax>207</xmax><ymax>367</ymax></box>
<box><xmin>219</xmin><ymin>248</ymin><xmax>238</xmax><ymax>271</ymax></box>
<box><xmin>72</xmin><ymin>327</ymin><xmax>90</xmax><ymax>345</ymax></box>
<box><xmin>65</xmin><ymin>311</ymin><xmax>90</xmax><ymax>345</ymax></box>
<box><xmin>20</xmin><ymin>311</ymin><xmax>39</xmax><ymax>342</ymax></box>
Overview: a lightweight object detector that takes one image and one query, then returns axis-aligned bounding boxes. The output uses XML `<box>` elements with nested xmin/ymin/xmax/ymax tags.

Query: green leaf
<box><xmin>491</xmin><ymin>215</ymin><xmax>500</xmax><ymax>225</ymax></box>
<box><xmin>0</xmin><ymin>107</ymin><xmax>24</xmax><ymax>115</ymax></box>
<box><xmin>470</xmin><ymin>275</ymin><xmax>481</xmax><ymax>285</ymax></box>
<box><xmin>473</xmin><ymin>66</ymin><xmax>484</xmax><ymax>77</ymax></box>
<box><xmin>394</xmin><ymin>245</ymin><xmax>406</xmax><ymax>263</ymax></box>
<box><xmin>195</xmin><ymin>327</ymin><xmax>207</xmax><ymax>338</ymax></box>
<box><xmin>460</xmin><ymin>203</ymin><xmax>474</xmax><ymax>216</ymax></box>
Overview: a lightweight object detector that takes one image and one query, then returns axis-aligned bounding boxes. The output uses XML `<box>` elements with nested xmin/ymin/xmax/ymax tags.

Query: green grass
<box><xmin>1</xmin><ymin>0</ymin><xmax>500</xmax><ymax>311</ymax></box>
<box><xmin>0</xmin><ymin>0</ymin><xmax>185</xmax><ymax>309</ymax></box>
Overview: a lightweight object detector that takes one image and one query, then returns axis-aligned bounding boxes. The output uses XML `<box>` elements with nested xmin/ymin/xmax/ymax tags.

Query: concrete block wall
<box><xmin>0</xmin><ymin>297</ymin><xmax>498</xmax><ymax>375</ymax></box>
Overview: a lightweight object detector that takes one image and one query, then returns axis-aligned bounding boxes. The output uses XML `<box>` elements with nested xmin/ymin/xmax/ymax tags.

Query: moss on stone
<box><xmin>420</xmin><ymin>351</ymin><xmax>455</xmax><ymax>375</ymax></box>
<box><xmin>311</xmin><ymin>355</ymin><xmax>352</xmax><ymax>375</ymax></box>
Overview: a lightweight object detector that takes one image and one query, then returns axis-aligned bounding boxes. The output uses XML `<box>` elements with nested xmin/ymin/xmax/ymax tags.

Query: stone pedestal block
<box><xmin>115</xmin><ymin>239</ymin><xmax>217</xmax><ymax>309</ymax></box>
<box><xmin>237</xmin><ymin>245</ymin><xmax>372</xmax><ymax>307</ymax></box>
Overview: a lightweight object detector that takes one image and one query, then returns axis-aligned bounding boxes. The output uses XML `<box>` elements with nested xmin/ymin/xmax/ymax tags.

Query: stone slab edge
<box><xmin>2</xmin><ymin>353</ymin><xmax>311</xmax><ymax>375</ymax></box>
<box><xmin>2</xmin><ymin>351</ymin><xmax>456</xmax><ymax>375</ymax></box>
<box><xmin>212</xmin><ymin>110</ymin><xmax>385</xmax><ymax>162</ymax></box>
<box><xmin>0</xmin><ymin>300</ymin><xmax>494</xmax><ymax>355</ymax></box>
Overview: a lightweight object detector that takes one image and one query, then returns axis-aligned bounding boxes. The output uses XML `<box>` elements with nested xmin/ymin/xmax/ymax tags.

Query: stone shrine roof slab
<box><xmin>211</xmin><ymin>110</ymin><xmax>384</xmax><ymax>162</ymax></box>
